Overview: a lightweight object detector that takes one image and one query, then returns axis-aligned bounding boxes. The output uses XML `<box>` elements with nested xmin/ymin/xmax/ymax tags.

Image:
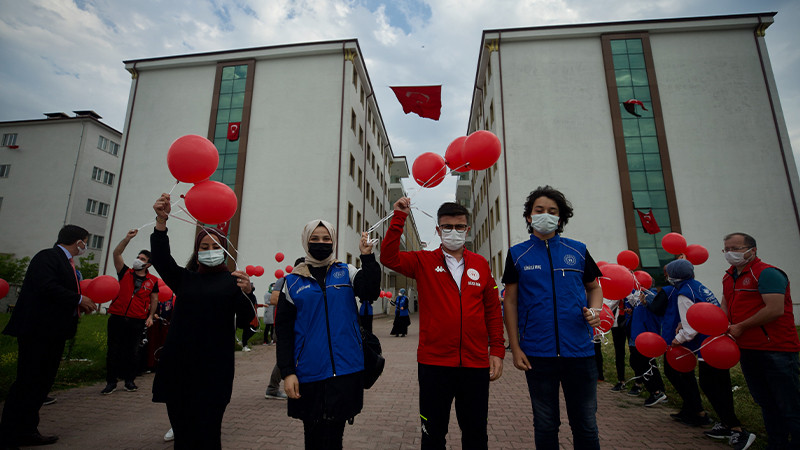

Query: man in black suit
<box><xmin>0</xmin><ymin>225</ymin><xmax>98</xmax><ymax>448</ymax></box>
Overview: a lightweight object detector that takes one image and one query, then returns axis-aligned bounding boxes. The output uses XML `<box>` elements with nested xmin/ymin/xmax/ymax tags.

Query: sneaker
<box><xmin>729</xmin><ymin>429</ymin><xmax>756</xmax><ymax>450</ymax></box>
<box><xmin>704</xmin><ymin>422</ymin><xmax>732</xmax><ymax>440</ymax></box>
<box><xmin>627</xmin><ymin>385</ymin><xmax>643</xmax><ymax>396</ymax></box>
<box><xmin>164</xmin><ymin>428</ymin><xmax>174</xmax><ymax>442</ymax></box>
<box><xmin>42</xmin><ymin>396</ymin><xmax>57</xmax><ymax>406</ymax></box>
<box><xmin>644</xmin><ymin>391</ymin><xmax>667</xmax><ymax>407</ymax></box>
<box><xmin>610</xmin><ymin>382</ymin><xmax>625</xmax><ymax>392</ymax></box>
<box><xmin>100</xmin><ymin>383</ymin><xmax>117</xmax><ymax>395</ymax></box>
<box><xmin>124</xmin><ymin>381</ymin><xmax>138</xmax><ymax>392</ymax></box>
<box><xmin>265</xmin><ymin>391</ymin><xmax>288</xmax><ymax>399</ymax></box>
<box><xmin>242</xmin><ymin>346</ymin><xmax>251</xmax><ymax>352</ymax></box>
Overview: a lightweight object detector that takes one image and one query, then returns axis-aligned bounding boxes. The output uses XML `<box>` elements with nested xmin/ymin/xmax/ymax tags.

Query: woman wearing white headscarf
<box><xmin>276</xmin><ymin>220</ymin><xmax>380</xmax><ymax>449</ymax></box>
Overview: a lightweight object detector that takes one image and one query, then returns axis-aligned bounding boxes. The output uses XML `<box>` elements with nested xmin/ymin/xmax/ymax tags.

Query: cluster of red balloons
<box><xmin>81</xmin><ymin>275</ymin><xmax>121</xmax><ymax>303</ymax></box>
<box><xmin>167</xmin><ymin>135</ymin><xmax>238</xmax><ymax>225</ymax></box>
<box><xmin>245</xmin><ymin>265</ymin><xmax>265</xmax><ymax>277</ymax></box>
<box><xmin>411</xmin><ymin>131</ymin><xmax>502</xmax><ymax>188</ymax></box>
<box><xmin>596</xmin><ymin>304</ymin><xmax>615</xmax><ymax>333</ymax></box>
<box><xmin>379</xmin><ymin>290</ymin><xmax>393</xmax><ymax>298</ymax></box>
<box><xmin>272</xmin><ymin>252</ymin><xmax>293</xmax><ymax>279</ymax></box>
<box><xmin>597</xmin><ymin>250</ymin><xmax>657</xmax><ymax>301</ymax></box>
<box><xmin>661</xmin><ymin>232</ymin><xmax>709</xmax><ymax>265</ymax></box>
<box><xmin>0</xmin><ymin>279</ymin><xmax>9</xmax><ymax>299</ymax></box>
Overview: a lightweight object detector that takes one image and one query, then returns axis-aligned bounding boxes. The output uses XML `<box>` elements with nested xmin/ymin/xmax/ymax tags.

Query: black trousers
<box><xmin>664</xmin><ymin>355</ymin><xmax>703</xmax><ymax>414</ymax></box>
<box><xmin>629</xmin><ymin>346</ymin><xmax>665</xmax><ymax>394</ymax></box>
<box><xmin>610</xmin><ymin>327</ymin><xmax>627</xmax><ymax>382</ymax></box>
<box><xmin>0</xmin><ymin>336</ymin><xmax>65</xmax><ymax>443</ymax></box>
<box><xmin>166</xmin><ymin>401</ymin><xmax>226</xmax><ymax>449</ymax></box>
<box><xmin>359</xmin><ymin>314</ymin><xmax>373</xmax><ymax>334</ymax></box>
<box><xmin>418</xmin><ymin>363</ymin><xmax>489</xmax><ymax>450</ymax></box>
<box><xmin>106</xmin><ymin>314</ymin><xmax>145</xmax><ymax>384</ymax></box>
<box><xmin>698</xmin><ymin>361</ymin><xmax>741</xmax><ymax>428</ymax></box>
<box><xmin>303</xmin><ymin>418</ymin><xmax>346</xmax><ymax>450</ymax></box>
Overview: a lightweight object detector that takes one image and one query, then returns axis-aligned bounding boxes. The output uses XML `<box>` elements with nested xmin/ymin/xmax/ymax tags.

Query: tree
<box><xmin>0</xmin><ymin>254</ymin><xmax>31</xmax><ymax>285</ymax></box>
<box><xmin>77</xmin><ymin>253</ymin><xmax>99</xmax><ymax>280</ymax></box>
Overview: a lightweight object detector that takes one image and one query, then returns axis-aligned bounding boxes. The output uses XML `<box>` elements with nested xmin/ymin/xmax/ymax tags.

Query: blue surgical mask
<box><xmin>530</xmin><ymin>213</ymin><xmax>559</xmax><ymax>234</ymax></box>
<box><xmin>198</xmin><ymin>249</ymin><xmax>225</xmax><ymax>267</ymax></box>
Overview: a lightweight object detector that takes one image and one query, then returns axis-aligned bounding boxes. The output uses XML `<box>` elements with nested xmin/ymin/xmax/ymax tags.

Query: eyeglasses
<box><xmin>722</xmin><ymin>246</ymin><xmax>751</xmax><ymax>253</ymax></box>
<box><xmin>439</xmin><ymin>224</ymin><xmax>468</xmax><ymax>232</ymax></box>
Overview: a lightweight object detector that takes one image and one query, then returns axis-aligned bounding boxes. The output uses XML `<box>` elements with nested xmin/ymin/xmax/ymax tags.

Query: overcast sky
<box><xmin>1</xmin><ymin>0</ymin><xmax>798</xmax><ymax>246</ymax></box>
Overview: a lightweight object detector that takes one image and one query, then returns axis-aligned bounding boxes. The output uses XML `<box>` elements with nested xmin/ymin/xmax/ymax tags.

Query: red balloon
<box><xmin>666</xmin><ymin>345</ymin><xmax>697</xmax><ymax>372</ymax></box>
<box><xmin>274</xmin><ymin>269</ymin><xmax>284</xmax><ymax>279</ymax></box>
<box><xmin>79</xmin><ymin>278</ymin><xmax>93</xmax><ymax>294</ymax></box>
<box><xmin>245</xmin><ymin>265</ymin><xmax>256</xmax><ymax>276</ymax></box>
<box><xmin>184</xmin><ymin>180</ymin><xmax>238</xmax><ymax>225</ymax></box>
<box><xmin>701</xmin><ymin>336</ymin><xmax>740</xmax><ymax>370</ymax></box>
<box><xmin>85</xmin><ymin>275</ymin><xmax>120</xmax><ymax>303</ymax></box>
<box><xmin>462</xmin><ymin>130</ymin><xmax>501</xmax><ymax>171</ymax></box>
<box><xmin>684</xmin><ymin>244</ymin><xmax>709</xmax><ymax>265</ymax></box>
<box><xmin>285</xmin><ymin>265</ymin><xmax>293</xmax><ymax>273</ymax></box>
<box><xmin>158</xmin><ymin>284</ymin><xmax>173</xmax><ymax>302</ymax></box>
<box><xmin>597</xmin><ymin>304</ymin><xmax>614</xmax><ymax>333</ymax></box>
<box><xmin>617</xmin><ymin>250</ymin><xmax>639</xmax><ymax>271</ymax></box>
<box><xmin>412</xmin><ymin>152</ymin><xmax>447</xmax><ymax>188</ymax></box>
<box><xmin>635</xmin><ymin>331</ymin><xmax>668</xmax><ymax>358</ymax></box>
<box><xmin>444</xmin><ymin>136</ymin><xmax>470</xmax><ymax>172</ymax></box>
<box><xmin>254</xmin><ymin>266</ymin><xmax>265</xmax><ymax>277</ymax></box>
<box><xmin>0</xmin><ymin>279</ymin><xmax>8</xmax><ymax>299</ymax></box>
<box><xmin>385</xmin><ymin>291</ymin><xmax>392</xmax><ymax>298</ymax></box>
<box><xmin>599</xmin><ymin>264</ymin><xmax>635</xmax><ymax>300</ymax></box>
<box><xmin>166</xmin><ymin>135</ymin><xmax>219</xmax><ymax>183</ymax></box>
<box><xmin>596</xmin><ymin>261</ymin><xmax>608</xmax><ymax>268</ymax></box>
<box><xmin>379</xmin><ymin>291</ymin><xmax>386</xmax><ymax>298</ymax></box>
<box><xmin>661</xmin><ymin>232</ymin><xmax>687</xmax><ymax>255</ymax></box>
<box><xmin>275</xmin><ymin>252</ymin><xmax>285</xmax><ymax>263</ymax></box>
<box><xmin>686</xmin><ymin>302</ymin><xmax>728</xmax><ymax>336</ymax></box>
<box><xmin>633</xmin><ymin>271</ymin><xmax>653</xmax><ymax>290</ymax></box>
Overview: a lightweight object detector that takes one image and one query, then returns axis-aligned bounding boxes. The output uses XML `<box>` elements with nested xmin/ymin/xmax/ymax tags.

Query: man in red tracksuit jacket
<box><xmin>381</xmin><ymin>197</ymin><xmax>504</xmax><ymax>450</ymax></box>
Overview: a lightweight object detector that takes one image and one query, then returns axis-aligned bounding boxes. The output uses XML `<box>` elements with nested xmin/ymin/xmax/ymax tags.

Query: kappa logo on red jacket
<box><xmin>435</xmin><ymin>266</ymin><xmax>445</xmax><ymax>273</ymax></box>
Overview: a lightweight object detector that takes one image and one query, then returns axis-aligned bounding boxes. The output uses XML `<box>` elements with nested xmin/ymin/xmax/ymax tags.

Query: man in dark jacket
<box><xmin>0</xmin><ymin>225</ymin><xmax>98</xmax><ymax>447</ymax></box>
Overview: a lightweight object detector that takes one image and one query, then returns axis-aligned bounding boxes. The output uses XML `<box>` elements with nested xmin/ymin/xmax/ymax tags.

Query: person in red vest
<box><xmin>101</xmin><ymin>229</ymin><xmax>159</xmax><ymax>394</ymax></box>
<box><xmin>722</xmin><ymin>232</ymin><xmax>800</xmax><ymax>449</ymax></box>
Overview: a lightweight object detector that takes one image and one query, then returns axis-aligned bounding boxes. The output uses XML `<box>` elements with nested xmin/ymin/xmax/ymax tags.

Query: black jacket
<box><xmin>4</xmin><ymin>246</ymin><xmax>81</xmax><ymax>340</ymax></box>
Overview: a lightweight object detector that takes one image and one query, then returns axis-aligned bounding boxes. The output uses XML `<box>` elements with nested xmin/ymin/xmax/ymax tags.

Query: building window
<box><xmin>98</xmin><ymin>136</ymin><xmax>120</xmax><ymax>156</ymax></box>
<box><xmin>357</xmin><ymin>168</ymin><xmax>363</xmax><ymax>190</ymax></box>
<box><xmin>360</xmin><ymin>86</ymin><xmax>365</xmax><ymax>106</ymax></box>
<box><xmin>91</xmin><ymin>166</ymin><xmax>103</xmax><ymax>182</ymax></box>
<box><xmin>352</xmin><ymin>65</ymin><xmax>358</xmax><ymax>89</ymax></box>
<box><xmin>86</xmin><ymin>199</ymin><xmax>110</xmax><ymax>217</ymax></box>
<box><xmin>209</xmin><ymin>63</ymin><xmax>250</xmax><ymax>191</ymax></box>
<box><xmin>88</xmin><ymin>234</ymin><xmax>104</xmax><ymax>249</ymax></box>
<box><xmin>359</xmin><ymin>126</ymin><xmax>364</xmax><ymax>149</ymax></box>
<box><xmin>2</xmin><ymin>133</ymin><xmax>17</xmax><ymax>146</ymax></box>
<box><xmin>346</xmin><ymin>253</ymin><xmax>353</xmax><ymax>265</ymax></box>
<box><xmin>355</xmin><ymin>258</ymin><xmax>361</xmax><ymax>269</ymax></box>
<box><xmin>495</xmin><ymin>197</ymin><xmax>500</xmax><ymax>224</ymax></box>
<box><xmin>356</xmin><ymin>211</ymin><xmax>362</xmax><ymax>233</ymax></box>
<box><xmin>0</xmin><ymin>164</ymin><xmax>10</xmax><ymax>178</ymax></box>
<box><xmin>349</xmin><ymin>155</ymin><xmax>355</xmax><ymax>178</ymax></box>
<box><xmin>351</xmin><ymin>109</ymin><xmax>357</xmax><ymax>133</ymax></box>
<box><xmin>347</xmin><ymin>203</ymin><xmax>354</xmax><ymax>228</ymax></box>
<box><xmin>104</xmin><ymin>171</ymin><xmax>115</xmax><ymax>186</ymax></box>
<box><xmin>0</xmin><ymin>197</ymin><xmax>3</xmax><ymax>213</ymax></box>
<box><xmin>91</xmin><ymin>167</ymin><xmax>115</xmax><ymax>186</ymax></box>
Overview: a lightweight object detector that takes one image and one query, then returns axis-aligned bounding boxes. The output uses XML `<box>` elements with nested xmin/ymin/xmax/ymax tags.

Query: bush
<box><xmin>0</xmin><ymin>255</ymin><xmax>31</xmax><ymax>285</ymax></box>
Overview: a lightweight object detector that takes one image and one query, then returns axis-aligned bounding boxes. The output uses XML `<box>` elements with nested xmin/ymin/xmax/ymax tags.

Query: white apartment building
<box><xmin>106</xmin><ymin>40</ymin><xmax>421</xmax><ymax>300</ymax></box>
<box><xmin>458</xmin><ymin>13</ymin><xmax>800</xmax><ymax>317</ymax></box>
<box><xmin>0</xmin><ymin>111</ymin><xmax>122</xmax><ymax>264</ymax></box>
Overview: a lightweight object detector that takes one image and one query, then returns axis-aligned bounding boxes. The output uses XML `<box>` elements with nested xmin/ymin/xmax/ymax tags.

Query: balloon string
<box><xmin>168</xmin><ymin>180</ymin><xmax>180</xmax><ymax>195</ymax></box>
<box><xmin>674</xmin><ymin>333</ymin><xmax>728</xmax><ymax>360</ymax></box>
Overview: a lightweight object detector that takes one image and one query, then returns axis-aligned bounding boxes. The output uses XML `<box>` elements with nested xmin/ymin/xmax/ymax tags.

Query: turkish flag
<box><xmin>227</xmin><ymin>122</ymin><xmax>241</xmax><ymax>141</ymax></box>
<box><xmin>216</xmin><ymin>221</ymin><xmax>230</xmax><ymax>235</ymax></box>
<box><xmin>390</xmin><ymin>85</ymin><xmax>442</xmax><ymax>120</ymax></box>
<box><xmin>637</xmin><ymin>209</ymin><xmax>661</xmax><ymax>234</ymax></box>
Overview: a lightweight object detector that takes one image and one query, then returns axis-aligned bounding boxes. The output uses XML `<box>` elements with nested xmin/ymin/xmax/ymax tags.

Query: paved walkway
<box><xmin>22</xmin><ymin>315</ymin><xmax>726</xmax><ymax>449</ymax></box>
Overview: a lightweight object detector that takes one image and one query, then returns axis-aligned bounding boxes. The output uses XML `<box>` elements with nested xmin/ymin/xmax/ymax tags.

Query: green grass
<box><xmin>598</xmin><ymin>330</ymin><xmax>800</xmax><ymax>450</ymax></box>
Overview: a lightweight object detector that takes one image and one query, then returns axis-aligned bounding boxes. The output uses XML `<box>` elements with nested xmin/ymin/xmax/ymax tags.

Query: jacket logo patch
<box><xmin>296</xmin><ymin>284</ymin><xmax>311</xmax><ymax>294</ymax></box>
<box><xmin>467</xmin><ymin>268</ymin><xmax>480</xmax><ymax>281</ymax></box>
<box><xmin>435</xmin><ymin>266</ymin><xmax>446</xmax><ymax>273</ymax></box>
<box><xmin>467</xmin><ymin>281</ymin><xmax>481</xmax><ymax>287</ymax></box>
<box><xmin>564</xmin><ymin>254</ymin><xmax>577</xmax><ymax>266</ymax></box>
<box><xmin>743</xmin><ymin>278</ymin><xmax>752</xmax><ymax>286</ymax></box>
<box><xmin>334</xmin><ymin>270</ymin><xmax>346</xmax><ymax>279</ymax></box>
<box><xmin>523</xmin><ymin>265</ymin><xmax>542</xmax><ymax>270</ymax></box>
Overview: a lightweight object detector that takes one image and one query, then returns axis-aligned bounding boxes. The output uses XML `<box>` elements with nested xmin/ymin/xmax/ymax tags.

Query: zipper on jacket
<box><xmin>321</xmin><ymin>266</ymin><xmax>337</xmax><ymax>376</ymax></box>
<box><xmin>545</xmin><ymin>239</ymin><xmax>561</xmax><ymax>356</ymax></box>
<box><xmin>441</xmin><ymin>253</ymin><xmax>464</xmax><ymax>367</ymax></box>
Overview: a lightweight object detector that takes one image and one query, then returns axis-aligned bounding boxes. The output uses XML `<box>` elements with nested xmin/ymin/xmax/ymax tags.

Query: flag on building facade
<box><xmin>389</xmin><ymin>85</ymin><xmax>442</xmax><ymax>120</ymax></box>
<box><xmin>623</xmin><ymin>99</ymin><xmax>648</xmax><ymax>117</ymax></box>
<box><xmin>227</xmin><ymin>122</ymin><xmax>241</xmax><ymax>141</ymax></box>
<box><xmin>637</xmin><ymin>209</ymin><xmax>661</xmax><ymax>234</ymax></box>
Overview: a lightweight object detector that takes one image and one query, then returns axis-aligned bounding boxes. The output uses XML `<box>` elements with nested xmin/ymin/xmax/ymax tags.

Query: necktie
<box><xmin>70</xmin><ymin>258</ymin><xmax>81</xmax><ymax>314</ymax></box>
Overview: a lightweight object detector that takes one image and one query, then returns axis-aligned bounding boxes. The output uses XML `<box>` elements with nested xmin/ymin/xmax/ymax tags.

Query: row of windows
<box><xmin>98</xmin><ymin>136</ymin><xmax>120</xmax><ymax>156</ymax></box>
<box><xmin>86</xmin><ymin>198</ymin><xmax>110</xmax><ymax>217</ymax></box>
<box><xmin>87</xmin><ymin>234</ymin><xmax>104</xmax><ymax>249</ymax></box>
<box><xmin>2</xmin><ymin>133</ymin><xmax>17</xmax><ymax>146</ymax></box>
<box><xmin>91</xmin><ymin>166</ymin><xmax>115</xmax><ymax>186</ymax></box>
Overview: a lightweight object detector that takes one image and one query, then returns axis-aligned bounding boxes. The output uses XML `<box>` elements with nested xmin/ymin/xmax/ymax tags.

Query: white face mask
<box><xmin>132</xmin><ymin>259</ymin><xmax>147</xmax><ymax>271</ymax></box>
<box><xmin>530</xmin><ymin>213</ymin><xmax>560</xmax><ymax>235</ymax></box>
<box><xmin>440</xmin><ymin>229</ymin><xmax>467</xmax><ymax>251</ymax></box>
<box><xmin>76</xmin><ymin>240</ymin><xmax>87</xmax><ymax>256</ymax></box>
<box><xmin>724</xmin><ymin>249</ymin><xmax>753</xmax><ymax>267</ymax></box>
<box><xmin>198</xmin><ymin>249</ymin><xmax>225</xmax><ymax>267</ymax></box>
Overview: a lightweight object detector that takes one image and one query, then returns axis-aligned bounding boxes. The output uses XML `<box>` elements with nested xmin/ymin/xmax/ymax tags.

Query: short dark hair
<box><xmin>139</xmin><ymin>250</ymin><xmax>152</xmax><ymax>263</ymax></box>
<box><xmin>523</xmin><ymin>186</ymin><xmax>573</xmax><ymax>234</ymax></box>
<box><xmin>294</xmin><ymin>257</ymin><xmax>306</xmax><ymax>266</ymax></box>
<box><xmin>437</xmin><ymin>202</ymin><xmax>470</xmax><ymax>224</ymax></box>
<box><xmin>724</xmin><ymin>232</ymin><xmax>756</xmax><ymax>248</ymax></box>
<box><xmin>56</xmin><ymin>225</ymin><xmax>89</xmax><ymax>245</ymax></box>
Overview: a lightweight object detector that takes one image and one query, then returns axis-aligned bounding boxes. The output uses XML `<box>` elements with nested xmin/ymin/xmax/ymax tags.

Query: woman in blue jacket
<box><xmin>390</xmin><ymin>288</ymin><xmax>410</xmax><ymax>337</ymax></box>
<box><xmin>275</xmin><ymin>220</ymin><xmax>380</xmax><ymax>449</ymax></box>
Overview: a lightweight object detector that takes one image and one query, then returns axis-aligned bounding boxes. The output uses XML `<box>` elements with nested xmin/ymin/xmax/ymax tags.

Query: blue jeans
<box><xmin>525</xmin><ymin>356</ymin><xmax>599</xmax><ymax>450</ymax></box>
<box><xmin>739</xmin><ymin>350</ymin><xmax>800</xmax><ymax>449</ymax></box>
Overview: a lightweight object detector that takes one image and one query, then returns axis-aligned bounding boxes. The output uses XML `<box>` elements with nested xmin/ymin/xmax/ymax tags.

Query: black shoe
<box><xmin>124</xmin><ymin>381</ymin><xmax>138</xmax><ymax>392</ymax></box>
<box><xmin>626</xmin><ymin>385</ymin><xmax>643</xmax><ymax>396</ymax></box>
<box><xmin>643</xmin><ymin>391</ymin><xmax>667</xmax><ymax>407</ymax></box>
<box><xmin>729</xmin><ymin>429</ymin><xmax>756</xmax><ymax>450</ymax></box>
<box><xmin>16</xmin><ymin>432</ymin><xmax>58</xmax><ymax>446</ymax></box>
<box><xmin>704</xmin><ymin>422</ymin><xmax>732</xmax><ymax>440</ymax></box>
<box><xmin>41</xmin><ymin>397</ymin><xmax>56</xmax><ymax>406</ymax></box>
<box><xmin>610</xmin><ymin>382</ymin><xmax>625</xmax><ymax>392</ymax></box>
<box><xmin>100</xmin><ymin>383</ymin><xmax>117</xmax><ymax>395</ymax></box>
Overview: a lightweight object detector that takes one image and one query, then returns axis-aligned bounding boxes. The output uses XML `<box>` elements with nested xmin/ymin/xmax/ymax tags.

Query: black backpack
<box><xmin>360</xmin><ymin>325</ymin><xmax>385</xmax><ymax>389</ymax></box>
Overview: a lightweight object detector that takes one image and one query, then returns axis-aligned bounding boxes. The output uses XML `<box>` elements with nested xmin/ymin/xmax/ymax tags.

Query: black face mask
<box><xmin>308</xmin><ymin>242</ymin><xmax>333</xmax><ymax>261</ymax></box>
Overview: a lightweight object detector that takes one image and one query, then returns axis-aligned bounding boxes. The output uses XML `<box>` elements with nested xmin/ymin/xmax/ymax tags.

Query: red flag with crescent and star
<box><xmin>390</xmin><ymin>85</ymin><xmax>442</xmax><ymax>120</ymax></box>
<box><xmin>227</xmin><ymin>122</ymin><xmax>241</xmax><ymax>141</ymax></box>
<box><xmin>637</xmin><ymin>209</ymin><xmax>661</xmax><ymax>234</ymax></box>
